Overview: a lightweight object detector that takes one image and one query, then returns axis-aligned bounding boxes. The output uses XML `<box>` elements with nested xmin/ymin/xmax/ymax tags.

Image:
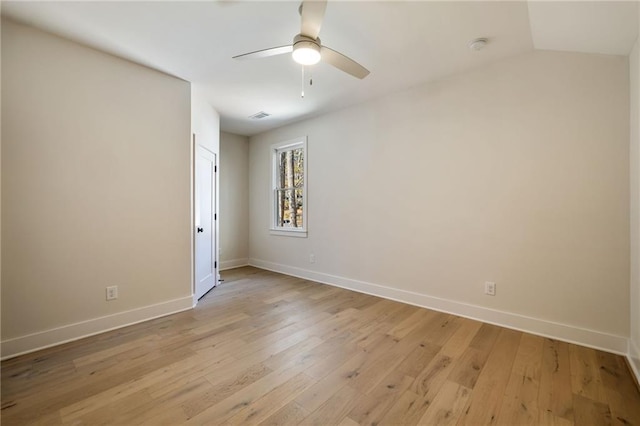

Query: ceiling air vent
<box><xmin>249</xmin><ymin>111</ymin><xmax>270</xmax><ymax>120</ymax></box>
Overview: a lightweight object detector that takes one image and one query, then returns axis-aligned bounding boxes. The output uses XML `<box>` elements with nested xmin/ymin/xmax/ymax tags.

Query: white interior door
<box><xmin>195</xmin><ymin>143</ymin><xmax>217</xmax><ymax>300</ymax></box>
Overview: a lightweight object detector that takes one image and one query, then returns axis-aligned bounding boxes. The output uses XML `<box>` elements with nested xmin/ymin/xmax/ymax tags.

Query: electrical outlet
<box><xmin>309</xmin><ymin>253</ymin><xmax>316</xmax><ymax>263</ymax></box>
<box><xmin>106</xmin><ymin>286</ymin><xmax>118</xmax><ymax>301</ymax></box>
<box><xmin>485</xmin><ymin>281</ymin><xmax>496</xmax><ymax>296</ymax></box>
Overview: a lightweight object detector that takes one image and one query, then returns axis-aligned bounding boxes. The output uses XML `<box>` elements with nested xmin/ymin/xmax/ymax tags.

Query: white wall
<box><xmin>249</xmin><ymin>50</ymin><xmax>630</xmax><ymax>353</ymax></box>
<box><xmin>629</xmin><ymin>7</ymin><xmax>640</xmax><ymax>379</ymax></box>
<box><xmin>191</xmin><ymin>86</ymin><xmax>220</xmax><ymax>155</ymax></box>
<box><xmin>1</xmin><ymin>19</ymin><xmax>193</xmax><ymax>358</ymax></box>
<box><xmin>220</xmin><ymin>132</ymin><xmax>250</xmax><ymax>270</ymax></box>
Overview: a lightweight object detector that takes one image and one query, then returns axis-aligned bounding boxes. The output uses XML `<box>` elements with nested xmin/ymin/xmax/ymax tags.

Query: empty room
<box><xmin>1</xmin><ymin>0</ymin><xmax>639</xmax><ymax>424</ymax></box>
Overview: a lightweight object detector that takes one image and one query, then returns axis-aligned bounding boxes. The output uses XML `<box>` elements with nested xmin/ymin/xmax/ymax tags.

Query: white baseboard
<box><xmin>249</xmin><ymin>258</ymin><xmax>629</xmax><ymax>356</ymax></box>
<box><xmin>220</xmin><ymin>258</ymin><xmax>250</xmax><ymax>271</ymax></box>
<box><xmin>629</xmin><ymin>338</ymin><xmax>640</xmax><ymax>385</ymax></box>
<box><xmin>1</xmin><ymin>296</ymin><xmax>194</xmax><ymax>360</ymax></box>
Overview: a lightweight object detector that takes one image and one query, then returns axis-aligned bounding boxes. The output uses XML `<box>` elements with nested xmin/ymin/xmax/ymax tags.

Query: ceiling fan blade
<box><xmin>300</xmin><ymin>0</ymin><xmax>327</xmax><ymax>39</ymax></box>
<box><xmin>320</xmin><ymin>46</ymin><xmax>370</xmax><ymax>79</ymax></box>
<box><xmin>233</xmin><ymin>45</ymin><xmax>293</xmax><ymax>60</ymax></box>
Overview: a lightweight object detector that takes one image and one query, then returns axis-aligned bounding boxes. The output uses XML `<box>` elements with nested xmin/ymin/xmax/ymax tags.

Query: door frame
<box><xmin>192</xmin><ymin>134</ymin><xmax>219</xmax><ymax>304</ymax></box>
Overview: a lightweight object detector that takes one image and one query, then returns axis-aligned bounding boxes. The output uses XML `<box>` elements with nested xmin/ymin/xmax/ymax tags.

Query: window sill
<box><xmin>269</xmin><ymin>228</ymin><xmax>308</xmax><ymax>238</ymax></box>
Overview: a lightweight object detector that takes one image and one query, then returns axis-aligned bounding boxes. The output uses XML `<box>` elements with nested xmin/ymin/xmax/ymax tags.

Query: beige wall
<box><xmin>220</xmin><ymin>132</ymin><xmax>250</xmax><ymax>269</ymax></box>
<box><xmin>249</xmin><ymin>50</ymin><xmax>630</xmax><ymax>347</ymax></box>
<box><xmin>1</xmin><ymin>20</ymin><xmax>192</xmax><ymax>356</ymax></box>
<box><xmin>630</xmin><ymin>8</ymin><xmax>640</xmax><ymax>375</ymax></box>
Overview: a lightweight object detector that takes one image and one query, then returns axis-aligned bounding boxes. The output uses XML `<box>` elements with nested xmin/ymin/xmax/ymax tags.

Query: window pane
<box><xmin>276</xmin><ymin>188</ymin><xmax>304</xmax><ymax>228</ymax></box>
<box><xmin>278</xmin><ymin>151</ymin><xmax>288</xmax><ymax>190</ymax></box>
<box><xmin>294</xmin><ymin>188</ymin><xmax>304</xmax><ymax>228</ymax></box>
<box><xmin>293</xmin><ymin>148</ymin><xmax>304</xmax><ymax>187</ymax></box>
<box><xmin>277</xmin><ymin>148</ymin><xmax>304</xmax><ymax>189</ymax></box>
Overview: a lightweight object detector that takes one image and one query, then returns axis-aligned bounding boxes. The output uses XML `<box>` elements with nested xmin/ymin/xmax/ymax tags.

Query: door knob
<box><xmin>197</xmin><ymin>227</ymin><xmax>204</xmax><ymax>233</ymax></box>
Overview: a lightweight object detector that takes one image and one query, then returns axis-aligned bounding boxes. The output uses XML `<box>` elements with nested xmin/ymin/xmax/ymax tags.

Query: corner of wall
<box><xmin>628</xmin><ymin>28</ymin><xmax>640</xmax><ymax>384</ymax></box>
<box><xmin>630</xmin><ymin>338</ymin><xmax>640</xmax><ymax>385</ymax></box>
<box><xmin>219</xmin><ymin>132</ymin><xmax>250</xmax><ymax>266</ymax></box>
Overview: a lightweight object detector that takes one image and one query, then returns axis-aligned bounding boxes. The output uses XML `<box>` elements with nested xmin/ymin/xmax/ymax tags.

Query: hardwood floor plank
<box><xmin>417</xmin><ymin>380</ymin><xmax>472</xmax><ymax>426</ymax></box>
<box><xmin>419</xmin><ymin>313</ymin><xmax>464</xmax><ymax>347</ymax></box>
<box><xmin>296</xmin><ymin>332</ymin><xmax>362</xmax><ymax>380</ymax></box>
<box><xmin>440</xmin><ymin>318</ymin><xmax>484</xmax><ymax>358</ymax></box>
<box><xmin>495</xmin><ymin>333</ymin><xmax>544</xmax><ymax>425</ymax></box>
<box><xmin>225</xmin><ymin>372</ymin><xmax>315</xmax><ymax>425</ymax></box>
<box><xmin>22</xmin><ymin>411</ymin><xmax>63</xmax><ymax>426</ymax></box>
<box><xmin>597</xmin><ymin>351</ymin><xmax>640</xmax><ymax>426</ymax></box>
<box><xmin>537</xmin><ymin>409</ymin><xmax>575</xmax><ymax>426</ymax></box>
<box><xmin>2</xmin><ymin>345</ymin><xmax>196</xmax><ymax>425</ymax></box>
<box><xmin>378</xmin><ymin>388</ymin><xmax>433</xmax><ymax>426</ymax></box>
<box><xmin>337</xmin><ymin>416</ymin><xmax>361</xmax><ymax>426</ymax></box>
<box><xmin>262</xmin><ymin>336</ymin><xmax>324</xmax><ymax>371</ymax></box>
<box><xmin>184</xmin><ymin>363</ymin><xmax>309</xmax><ymax>424</ymax></box>
<box><xmin>447</xmin><ymin>346</ymin><xmax>490</xmax><ymax>389</ymax></box>
<box><xmin>570</xmin><ymin>344</ymin><xmax>609</xmax><ymax>404</ymax></box>
<box><xmin>573</xmin><ymin>393</ymin><xmax>613</xmax><ymax>426</ymax></box>
<box><xmin>409</xmin><ymin>319</ymin><xmax>483</xmax><ymax>401</ymax></box>
<box><xmin>1</xmin><ymin>360</ymin><xmax>78</xmax><ymax>400</ymax></box>
<box><xmin>469</xmin><ymin>322</ymin><xmax>502</xmax><ymax>352</ymax></box>
<box><xmin>59</xmin><ymin>380</ymin><xmax>155</xmax><ymax>422</ymax></box>
<box><xmin>182</xmin><ymin>362</ymin><xmax>274</xmax><ymax>418</ymax></box>
<box><xmin>258</xmin><ymin>401</ymin><xmax>309</xmax><ymax>425</ymax></box>
<box><xmin>348</xmin><ymin>345</ymin><xmax>409</xmax><ymax>394</ymax></box>
<box><xmin>387</xmin><ymin>308</ymin><xmax>433</xmax><ymax>339</ymax></box>
<box><xmin>189</xmin><ymin>311</ymin><xmax>251</xmax><ymax>335</ymax></box>
<box><xmin>456</xmin><ymin>328</ymin><xmax>522</xmax><ymax>425</ymax></box>
<box><xmin>302</xmin><ymin>385</ymin><xmax>362</xmax><ymax>426</ymax></box>
<box><xmin>293</xmin><ymin>351</ymin><xmax>370</xmax><ymax>414</ymax></box>
<box><xmin>72</xmin><ymin>334</ymin><xmax>162</xmax><ymax>368</ymax></box>
<box><xmin>346</xmin><ymin>370</ymin><xmax>414</xmax><ymax>425</ymax></box>
<box><xmin>538</xmin><ymin>338</ymin><xmax>575</xmax><ymax>422</ymax></box>
<box><xmin>395</xmin><ymin>341</ymin><xmax>442</xmax><ymax>378</ymax></box>
<box><xmin>127</xmin><ymin>379</ymin><xmax>214</xmax><ymax>425</ymax></box>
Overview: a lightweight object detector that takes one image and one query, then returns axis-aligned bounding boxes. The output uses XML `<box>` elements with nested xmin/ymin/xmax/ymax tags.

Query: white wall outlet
<box><xmin>106</xmin><ymin>285</ymin><xmax>118</xmax><ymax>301</ymax></box>
<box><xmin>309</xmin><ymin>253</ymin><xmax>316</xmax><ymax>263</ymax></box>
<box><xmin>485</xmin><ymin>281</ymin><xmax>496</xmax><ymax>296</ymax></box>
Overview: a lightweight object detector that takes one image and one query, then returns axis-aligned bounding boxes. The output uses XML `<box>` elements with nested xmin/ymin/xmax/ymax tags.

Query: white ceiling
<box><xmin>2</xmin><ymin>1</ymin><xmax>638</xmax><ymax>136</ymax></box>
<box><xmin>528</xmin><ymin>1</ymin><xmax>638</xmax><ymax>55</ymax></box>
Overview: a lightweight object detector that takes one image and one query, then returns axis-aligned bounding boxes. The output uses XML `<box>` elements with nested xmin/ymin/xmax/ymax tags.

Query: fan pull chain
<box><xmin>301</xmin><ymin>67</ymin><xmax>314</xmax><ymax>98</ymax></box>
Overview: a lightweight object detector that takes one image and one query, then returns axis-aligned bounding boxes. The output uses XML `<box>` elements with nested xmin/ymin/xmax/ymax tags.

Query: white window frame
<box><xmin>270</xmin><ymin>137</ymin><xmax>307</xmax><ymax>237</ymax></box>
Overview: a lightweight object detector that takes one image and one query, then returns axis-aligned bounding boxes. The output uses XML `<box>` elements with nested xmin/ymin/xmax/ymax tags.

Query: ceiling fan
<box><xmin>232</xmin><ymin>0</ymin><xmax>370</xmax><ymax>79</ymax></box>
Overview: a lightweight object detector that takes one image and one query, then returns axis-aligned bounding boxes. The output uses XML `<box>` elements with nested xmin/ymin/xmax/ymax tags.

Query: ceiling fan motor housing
<box><xmin>292</xmin><ymin>34</ymin><xmax>322</xmax><ymax>65</ymax></box>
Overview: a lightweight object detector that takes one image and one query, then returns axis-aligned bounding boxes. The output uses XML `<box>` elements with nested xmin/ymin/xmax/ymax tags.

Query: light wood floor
<box><xmin>2</xmin><ymin>267</ymin><xmax>639</xmax><ymax>425</ymax></box>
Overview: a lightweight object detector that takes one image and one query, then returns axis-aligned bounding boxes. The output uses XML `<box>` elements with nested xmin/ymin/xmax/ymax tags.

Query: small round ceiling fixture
<box><xmin>468</xmin><ymin>38</ymin><xmax>488</xmax><ymax>51</ymax></box>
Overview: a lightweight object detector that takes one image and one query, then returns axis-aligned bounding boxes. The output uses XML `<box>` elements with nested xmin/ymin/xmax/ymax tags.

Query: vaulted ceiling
<box><xmin>2</xmin><ymin>1</ymin><xmax>638</xmax><ymax>136</ymax></box>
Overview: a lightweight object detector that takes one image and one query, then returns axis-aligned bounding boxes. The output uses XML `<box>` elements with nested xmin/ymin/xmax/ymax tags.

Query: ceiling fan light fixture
<box><xmin>292</xmin><ymin>36</ymin><xmax>321</xmax><ymax>65</ymax></box>
<box><xmin>232</xmin><ymin>4</ymin><xmax>369</xmax><ymax>79</ymax></box>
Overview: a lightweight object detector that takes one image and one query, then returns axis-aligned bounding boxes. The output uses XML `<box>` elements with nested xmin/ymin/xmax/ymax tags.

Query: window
<box><xmin>271</xmin><ymin>137</ymin><xmax>307</xmax><ymax>237</ymax></box>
